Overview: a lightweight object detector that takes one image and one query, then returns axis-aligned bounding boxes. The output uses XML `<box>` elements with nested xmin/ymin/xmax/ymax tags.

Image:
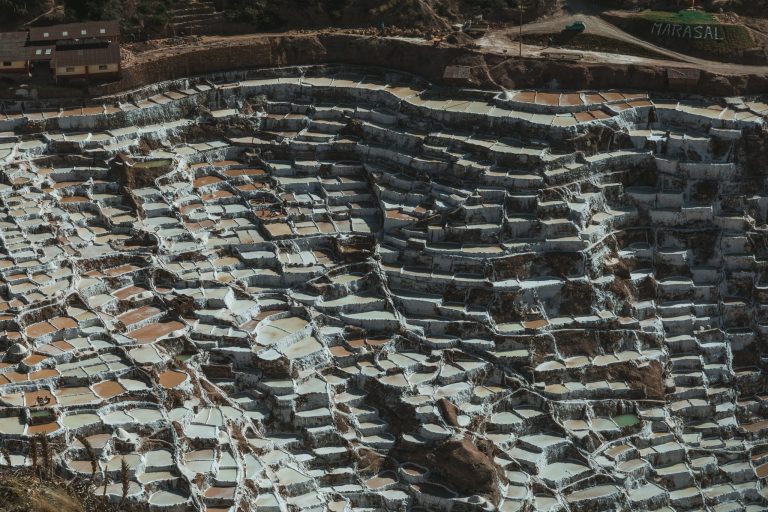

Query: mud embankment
<box><xmin>92</xmin><ymin>33</ymin><xmax>768</xmax><ymax>97</ymax></box>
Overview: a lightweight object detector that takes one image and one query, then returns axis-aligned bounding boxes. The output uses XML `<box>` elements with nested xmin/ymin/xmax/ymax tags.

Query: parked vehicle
<box><xmin>564</xmin><ymin>21</ymin><xmax>586</xmax><ymax>32</ymax></box>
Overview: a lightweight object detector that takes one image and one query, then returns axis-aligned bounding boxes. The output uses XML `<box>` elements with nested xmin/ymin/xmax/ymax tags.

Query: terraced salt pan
<box><xmin>0</xmin><ymin>65</ymin><xmax>765</xmax><ymax>512</ymax></box>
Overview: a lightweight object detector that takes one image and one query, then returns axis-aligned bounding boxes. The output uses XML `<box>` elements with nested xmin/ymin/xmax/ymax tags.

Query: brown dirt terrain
<box><xmin>591</xmin><ymin>360</ymin><xmax>667</xmax><ymax>400</ymax></box>
<box><xmin>93</xmin><ymin>33</ymin><xmax>768</xmax><ymax>100</ymax></box>
<box><xmin>255</xmin><ymin>0</ymin><xmax>561</xmax><ymax>29</ymax></box>
<box><xmin>521</xmin><ymin>32</ymin><xmax>674</xmax><ymax>60</ymax></box>
<box><xmin>437</xmin><ymin>397</ymin><xmax>460</xmax><ymax>427</ymax></box>
<box><xmin>259</xmin><ymin>0</ymin><xmax>452</xmax><ymax>31</ymax></box>
<box><xmin>0</xmin><ymin>467</ymin><xmax>142</xmax><ymax>512</ymax></box>
<box><xmin>393</xmin><ymin>435</ymin><xmax>504</xmax><ymax>502</ymax></box>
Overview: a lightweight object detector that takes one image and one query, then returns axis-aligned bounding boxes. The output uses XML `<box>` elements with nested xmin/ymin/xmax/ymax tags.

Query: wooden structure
<box><xmin>0</xmin><ymin>32</ymin><xmax>31</xmax><ymax>74</ymax></box>
<box><xmin>0</xmin><ymin>21</ymin><xmax>122</xmax><ymax>81</ymax></box>
<box><xmin>52</xmin><ymin>43</ymin><xmax>121</xmax><ymax>81</ymax></box>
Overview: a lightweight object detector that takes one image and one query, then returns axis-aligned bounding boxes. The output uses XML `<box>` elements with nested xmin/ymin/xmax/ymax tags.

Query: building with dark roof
<box><xmin>28</xmin><ymin>46</ymin><xmax>55</xmax><ymax>63</ymax></box>
<box><xmin>0</xmin><ymin>32</ymin><xmax>30</xmax><ymax>74</ymax></box>
<box><xmin>52</xmin><ymin>42</ymin><xmax>121</xmax><ymax>81</ymax></box>
<box><xmin>0</xmin><ymin>21</ymin><xmax>122</xmax><ymax>82</ymax></box>
<box><xmin>28</xmin><ymin>21</ymin><xmax>120</xmax><ymax>45</ymax></box>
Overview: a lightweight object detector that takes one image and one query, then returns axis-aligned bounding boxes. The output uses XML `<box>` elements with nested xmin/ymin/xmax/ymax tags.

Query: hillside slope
<box><xmin>3</xmin><ymin>0</ymin><xmax>560</xmax><ymax>33</ymax></box>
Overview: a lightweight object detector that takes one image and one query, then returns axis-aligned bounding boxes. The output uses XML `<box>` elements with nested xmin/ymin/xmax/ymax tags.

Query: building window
<box><xmin>45</xmin><ymin>49</ymin><xmax>51</xmax><ymax>55</ymax></box>
<box><xmin>100</xmin><ymin>28</ymin><xmax>106</xmax><ymax>34</ymax></box>
<box><xmin>62</xmin><ymin>31</ymin><xmax>68</xmax><ymax>36</ymax></box>
<box><xmin>2</xmin><ymin>61</ymin><xmax>11</xmax><ymax>67</ymax></box>
<box><xmin>35</xmin><ymin>49</ymin><xmax>42</xmax><ymax>56</ymax></box>
<box><xmin>98</xmin><ymin>65</ymin><xmax>107</xmax><ymax>71</ymax></box>
<box><xmin>81</xmin><ymin>30</ymin><xmax>87</xmax><ymax>35</ymax></box>
<box><xmin>65</xmin><ymin>67</ymin><xmax>74</xmax><ymax>72</ymax></box>
<box><xmin>43</xmin><ymin>32</ymin><xmax>49</xmax><ymax>38</ymax></box>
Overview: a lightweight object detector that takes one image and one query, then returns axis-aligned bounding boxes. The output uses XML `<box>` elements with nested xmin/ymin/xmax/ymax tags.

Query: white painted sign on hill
<box><xmin>651</xmin><ymin>22</ymin><xmax>724</xmax><ymax>40</ymax></box>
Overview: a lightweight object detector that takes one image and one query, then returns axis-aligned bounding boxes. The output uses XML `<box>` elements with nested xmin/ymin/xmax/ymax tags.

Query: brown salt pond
<box><xmin>600</xmin><ymin>92</ymin><xmax>626</xmax><ymax>102</ymax></box>
<box><xmin>201</xmin><ymin>190</ymin><xmax>232</xmax><ymax>201</ymax></box>
<box><xmin>69</xmin><ymin>459</ymin><xmax>97</xmax><ymax>474</ymax></box>
<box><xmin>211</xmin><ymin>160</ymin><xmax>240</xmax><ymax>167</ymax></box>
<box><xmin>523</xmin><ymin>319</ymin><xmax>549</xmax><ymax>330</ymax></box>
<box><xmin>50</xmin><ymin>317</ymin><xmax>77</xmax><ymax>330</ymax></box>
<box><xmin>30</xmin><ymin>369</ymin><xmax>59</xmax><ymax>381</ymax></box>
<box><xmin>22</xmin><ymin>353</ymin><xmax>47</xmax><ymax>366</ymax></box>
<box><xmin>93</xmin><ymin>380</ymin><xmax>126</xmax><ymax>399</ymax></box>
<box><xmin>3</xmin><ymin>368</ymin><xmax>59</xmax><ymax>384</ymax></box>
<box><xmin>185</xmin><ymin>220</ymin><xmax>215</xmax><ymax>231</ymax></box>
<box><xmin>27</xmin><ymin>421</ymin><xmax>59</xmax><ymax>435</ymax></box>
<box><xmin>37</xmin><ymin>340</ymin><xmax>75</xmax><ymax>356</ymax></box>
<box><xmin>180</xmin><ymin>202</ymin><xmax>204</xmax><ymax>215</ymax></box>
<box><xmin>535</xmin><ymin>92</ymin><xmax>560</xmax><ymax>106</ymax></box>
<box><xmin>129</xmin><ymin>320</ymin><xmax>185</xmax><ymax>344</ymax></box>
<box><xmin>264</xmin><ymin>223</ymin><xmax>293</xmax><ymax>237</ymax></box>
<box><xmin>203</xmin><ymin>487</ymin><xmax>236</xmax><ymax>500</ymax></box>
<box><xmin>742</xmin><ymin>419</ymin><xmax>768</xmax><ymax>433</ymax></box>
<box><xmin>158</xmin><ymin>369</ymin><xmax>188</xmax><ymax>389</ymax></box>
<box><xmin>574</xmin><ymin>111</ymin><xmax>596</xmax><ymax>123</ymax></box>
<box><xmin>347</xmin><ymin>338</ymin><xmax>365</xmax><ymax>349</ymax></box>
<box><xmin>560</xmin><ymin>93</ymin><xmax>583</xmax><ymax>107</ymax></box>
<box><xmin>74</xmin><ymin>433</ymin><xmax>111</xmax><ymax>450</ymax></box>
<box><xmin>105</xmin><ymin>264</ymin><xmax>140</xmax><ymax>277</ymax></box>
<box><xmin>329</xmin><ymin>345</ymin><xmax>353</xmax><ymax>357</ymax></box>
<box><xmin>25</xmin><ymin>389</ymin><xmax>57</xmax><ymax>407</ymax></box>
<box><xmin>25</xmin><ymin>321</ymin><xmax>56</xmax><ymax>338</ymax></box>
<box><xmin>584</xmin><ymin>93</ymin><xmax>605</xmax><ymax>105</ymax></box>
<box><xmin>366</xmin><ymin>337</ymin><xmax>390</xmax><ymax>348</ymax></box>
<box><xmin>3</xmin><ymin>371</ymin><xmax>28</xmax><ymax>384</ymax></box>
<box><xmin>82</xmin><ymin>106</ymin><xmax>104</xmax><ymax>115</ymax></box>
<box><xmin>235</xmin><ymin>183</ymin><xmax>261</xmax><ymax>192</ymax></box>
<box><xmin>60</xmin><ymin>196</ymin><xmax>89</xmax><ymax>203</ymax></box>
<box><xmin>223</xmin><ymin>168</ymin><xmax>265</xmax><ymax>177</ymax></box>
<box><xmin>366</xmin><ymin>471</ymin><xmax>398</xmax><ymax>489</ymax></box>
<box><xmin>118</xmin><ymin>305</ymin><xmax>162</xmax><ymax>326</ymax></box>
<box><xmin>194</xmin><ymin>175</ymin><xmax>222</xmax><ymax>188</ymax></box>
<box><xmin>514</xmin><ymin>91</ymin><xmax>536</xmax><ymax>103</ymax></box>
<box><xmin>53</xmin><ymin>180</ymin><xmax>86</xmax><ymax>190</ymax></box>
<box><xmin>112</xmin><ymin>285</ymin><xmax>149</xmax><ymax>300</ymax></box>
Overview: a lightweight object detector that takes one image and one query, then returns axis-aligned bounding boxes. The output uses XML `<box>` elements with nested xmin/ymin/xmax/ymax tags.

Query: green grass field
<box><xmin>641</xmin><ymin>9</ymin><xmax>716</xmax><ymax>24</ymax></box>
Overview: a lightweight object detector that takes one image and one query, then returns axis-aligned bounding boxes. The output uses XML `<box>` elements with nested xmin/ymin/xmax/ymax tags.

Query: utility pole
<box><xmin>519</xmin><ymin>0</ymin><xmax>532</xmax><ymax>57</ymax></box>
<box><xmin>519</xmin><ymin>3</ymin><xmax>523</xmax><ymax>57</ymax></box>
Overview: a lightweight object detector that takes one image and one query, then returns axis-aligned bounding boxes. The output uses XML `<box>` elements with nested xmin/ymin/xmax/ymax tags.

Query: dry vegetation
<box><xmin>0</xmin><ymin>436</ymin><xmax>144</xmax><ymax>512</ymax></box>
<box><xmin>0</xmin><ymin>468</ymin><xmax>124</xmax><ymax>512</ymax></box>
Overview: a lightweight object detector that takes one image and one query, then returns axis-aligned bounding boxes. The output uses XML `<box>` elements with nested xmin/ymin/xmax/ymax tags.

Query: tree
<box><xmin>63</xmin><ymin>0</ymin><xmax>111</xmax><ymax>20</ymax></box>
<box><xmin>0</xmin><ymin>0</ymin><xmax>48</xmax><ymax>24</ymax></box>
